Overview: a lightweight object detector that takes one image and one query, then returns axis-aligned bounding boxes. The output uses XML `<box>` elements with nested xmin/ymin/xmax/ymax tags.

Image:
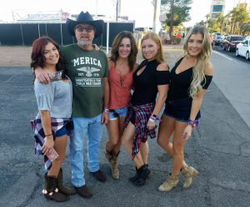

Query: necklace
<box><xmin>116</xmin><ymin>61</ymin><xmax>129</xmax><ymax>76</ymax></box>
<box><xmin>118</xmin><ymin>61</ymin><xmax>127</xmax><ymax>68</ymax></box>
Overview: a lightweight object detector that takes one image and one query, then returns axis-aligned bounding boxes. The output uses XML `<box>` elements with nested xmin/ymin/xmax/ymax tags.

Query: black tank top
<box><xmin>168</xmin><ymin>57</ymin><xmax>213</xmax><ymax>101</ymax></box>
<box><xmin>131</xmin><ymin>59</ymin><xmax>170</xmax><ymax>106</ymax></box>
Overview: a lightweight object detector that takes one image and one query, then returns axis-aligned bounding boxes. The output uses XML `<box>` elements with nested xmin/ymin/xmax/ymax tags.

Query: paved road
<box><xmin>0</xmin><ymin>46</ymin><xmax>250</xmax><ymax>207</ymax></box>
<box><xmin>212</xmin><ymin>47</ymin><xmax>250</xmax><ymax>128</ymax></box>
<box><xmin>214</xmin><ymin>45</ymin><xmax>250</xmax><ymax>65</ymax></box>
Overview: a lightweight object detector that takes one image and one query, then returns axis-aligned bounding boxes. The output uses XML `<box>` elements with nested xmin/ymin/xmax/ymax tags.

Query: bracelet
<box><xmin>45</xmin><ymin>134</ymin><xmax>53</xmax><ymax>137</ymax></box>
<box><xmin>104</xmin><ymin>108</ymin><xmax>109</xmax><ymax>113</ymax></box>
<box><xmin>188</xmin><ymin>119</ymin><xmax>199</xmax><ymax>128</ymax></box>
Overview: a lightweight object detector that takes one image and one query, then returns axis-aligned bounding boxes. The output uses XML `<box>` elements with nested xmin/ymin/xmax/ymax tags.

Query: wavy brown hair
<box><xmin>30</xmin><ymin>36</ymin><xmax>64</xmax><ymax>71</ymax></box>
<box><xmin>110</xmin><ymin>31</ymin><xmax>138</xmax><ymax>70</ymax></box>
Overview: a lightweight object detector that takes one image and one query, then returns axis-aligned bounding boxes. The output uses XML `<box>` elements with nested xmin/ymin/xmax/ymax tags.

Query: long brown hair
<box><xmin>110</xmin><ymin>31</ymin><xmax>138</xmax><ymax>70</ymax></box>
<box><xmin>30</xmin><ymin>36</ymin><xmax>64</xmax><ymax>71</ymax></box>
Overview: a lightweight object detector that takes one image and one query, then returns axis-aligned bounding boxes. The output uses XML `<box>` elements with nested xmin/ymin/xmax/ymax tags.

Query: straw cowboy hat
<box><xmin>66</xmin><ymin>11</ymin><xmax>104</xmax><ymax>38</ymax></box>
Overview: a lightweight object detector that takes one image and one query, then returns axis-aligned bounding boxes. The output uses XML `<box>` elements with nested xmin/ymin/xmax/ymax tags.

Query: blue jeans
<box><xmin>109</xmin><ymin>107</ymin><xmax>128</xmax><ymax>120</ymax></box>
<box><xmin>70</xmin><ymin>114</ymin><xmax>103</xmax><ymax>187</ymax></box>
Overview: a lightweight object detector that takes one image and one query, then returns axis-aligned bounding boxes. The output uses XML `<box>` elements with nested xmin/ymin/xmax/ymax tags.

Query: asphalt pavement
<box><xmin>0</xmin><ymin>45</ymin><xmax>250</xmax><ymax>207</ymax></box>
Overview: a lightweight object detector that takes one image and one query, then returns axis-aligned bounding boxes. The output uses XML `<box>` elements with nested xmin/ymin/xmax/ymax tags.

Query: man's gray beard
<box><xmin>78</xmin><ymin>40</ymin><xmax>92</xmax><ymax>47</ymax></box>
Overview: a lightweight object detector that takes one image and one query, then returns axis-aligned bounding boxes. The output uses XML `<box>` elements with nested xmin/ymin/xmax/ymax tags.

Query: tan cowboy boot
<box><xmin>110</xmin><ymin>151</ymin><xmax>120</xmax><ymax>180</ymax></box>
<box><xmin>181</xmin><ymin>165</ymin><xmax>199</xmax><ymax>189</ymax></box>
<box><xmin>104</xmin><ymin>149</ymin><xmax>113</xmax><ymax>161</ymax></box>
<box><xmin>105</xmin><ymin>150</ymin><xmax>120</xmax><ymax>180</ymax></box>
<box><xmin>158</xmin><ymin>174</ymin><xmax>179</xmax><ymax>192</ymax></box>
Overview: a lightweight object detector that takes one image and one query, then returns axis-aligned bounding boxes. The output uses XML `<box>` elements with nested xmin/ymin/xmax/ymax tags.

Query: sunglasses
<box><xmin>75</xmin><ymin>26</ymin><xmax>95</xmax><ymax>33</ymax></box>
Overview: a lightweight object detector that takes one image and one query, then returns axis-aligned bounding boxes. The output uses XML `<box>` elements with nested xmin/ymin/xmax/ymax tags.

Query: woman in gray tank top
<box><xmin>30</xmin><ymin>36</ymin><xmax>75</xmax><ymax>202</ymax></box>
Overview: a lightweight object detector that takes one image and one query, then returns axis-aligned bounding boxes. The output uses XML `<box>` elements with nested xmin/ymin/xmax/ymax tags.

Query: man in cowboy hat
<box><xmin>35</xmin><ymin>11</ymin><xmax>109</xmax><ymax>198</ymax></box>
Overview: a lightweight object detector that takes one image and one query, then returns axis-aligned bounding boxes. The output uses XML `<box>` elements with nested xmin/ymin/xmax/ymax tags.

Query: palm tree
<box><xmin>241</xmin><ymin>22</ymin><xmax>250</xmax><ymax>35</ymax></box>
<box><xmin>215</xmin><ymin>13</ymin><xmax>225</xmax><ymax>33</ymax></box>
<box><xmin>229</xmin><ymin>6</ymin><xmax>250</xmax><ymax>34</ymax></box>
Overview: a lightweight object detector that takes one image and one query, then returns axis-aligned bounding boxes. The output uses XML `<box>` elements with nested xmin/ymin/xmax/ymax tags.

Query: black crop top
<box><xmin>168</xmin><ymin>57</ymin><xmax>213</xmax><ymax>101</ymax></box>
<box><xmin>131</xmin><ymin>59</ymin><xmax>170</xmax><ymax>106</ymax></box>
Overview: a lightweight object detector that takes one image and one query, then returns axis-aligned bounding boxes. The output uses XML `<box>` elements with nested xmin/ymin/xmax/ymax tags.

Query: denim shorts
<box><xmin>55</xmin><ymin>125</ymin><xmax>68</xmax><ymax>138</ymax></box>
<box><xmin>164</xmin><ymin>98</ymin><xmax>200</xmax><ymax>122</ymax></box>
<box><xmin>109</xmin><ymin>107</ymin><xmax>128</xmax><ymax>121</ymax></box>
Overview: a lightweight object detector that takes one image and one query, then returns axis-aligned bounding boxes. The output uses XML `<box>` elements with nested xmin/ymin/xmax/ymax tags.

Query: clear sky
<box><xmin>0</xmin><ymin>0</ymin><xmax>236</xmax><ymax>28</ymax></box>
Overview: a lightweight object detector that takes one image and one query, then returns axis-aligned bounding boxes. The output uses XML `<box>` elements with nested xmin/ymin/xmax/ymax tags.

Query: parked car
<box><xmin>213</xmin><ymin>36</ymin><xmax>223</xmax><ymax>45</ymax></box>
<box><xmin>236</xmin><ymin>38</ymin><xmax>250</xmax><ymax>60</ymax></box>
<box><xmin>212</xmin><ymin>32</ymin><xmax>222</xmax><ymax>45</ymax></box>
<box><xmin>222</xmin><ymin>35</ymin><xmax>244</xmax><ymax>52</ymax></box>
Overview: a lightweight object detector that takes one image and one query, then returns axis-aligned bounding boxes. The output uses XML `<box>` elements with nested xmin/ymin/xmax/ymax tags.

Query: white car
<box><xmin>236</xmin><ymin>38</ymin><xmax>250</xmax><ymax>60</ymax></box>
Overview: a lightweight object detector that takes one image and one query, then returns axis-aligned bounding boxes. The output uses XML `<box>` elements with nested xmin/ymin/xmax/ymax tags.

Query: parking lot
<box><xmin>1</xmin><ymin>45</ymin><xmax>250</xmax><ymax>207</ymax></box>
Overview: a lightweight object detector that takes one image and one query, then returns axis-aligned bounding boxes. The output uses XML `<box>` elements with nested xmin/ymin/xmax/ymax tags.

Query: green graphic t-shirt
<box><xmin>61</xmin><ymin>44</ymin><xmax>108</xmax><ymax>118</ymax></box>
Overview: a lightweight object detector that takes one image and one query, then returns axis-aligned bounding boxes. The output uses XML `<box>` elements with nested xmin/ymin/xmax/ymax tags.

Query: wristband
<box><xmin>188</xmin><ymin>119</ymin><xmax>199</xmax><ymax>128</ymax></box>
<box><xmin>149</xmin><ymin>118</ymin><xmax>156</xmax><ymax>122</ymax></box>
<box><xmin>149</xmin><ymin>114</ymin><xmax>159</xmax><ymax>122</ymax></box>
<box><xmin>104</xmin><ymin>108</ymin><xmax>109</xmax><ymax>113</ymax></box>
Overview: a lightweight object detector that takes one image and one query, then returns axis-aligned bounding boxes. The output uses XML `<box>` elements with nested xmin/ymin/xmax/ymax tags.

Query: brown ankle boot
<box><xmin>181</xmin><ymin>165</ymin><xmax>199</xmax><ymax>189</ymax></box>
<box><xmin>110</xmin><ymin>151</ymin><xmax>120</xmax><ymax>180</ymax></box>
<box><xmin>43</xmin><ymin>174</ymin><xmax>69</xmax><ymax>202</ymax></box>
<box><xmin>57</xmin><ymin>169</ymin><xmax>76</xmax><ymax>195</ymax></box>
<box><xmin>158</xmin><ymin>174</ymin><xmax>179</xmax><ymax>192</ymax></box>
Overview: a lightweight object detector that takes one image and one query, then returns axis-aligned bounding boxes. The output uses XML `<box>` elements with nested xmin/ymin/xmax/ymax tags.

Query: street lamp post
<box><xmin>153</xmin><ymin>0</ymin><xmax>160</xmax><ymax>33</ymax></box>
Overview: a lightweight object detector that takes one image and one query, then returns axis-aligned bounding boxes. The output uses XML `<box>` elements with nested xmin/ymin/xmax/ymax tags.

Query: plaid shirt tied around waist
<box><xmin>124</xmin><ymin>102</ymin><xmax>156</xmax><ymax>159</ymax></box>
<box><xmin>30</xmin><ymin>115</ymin><xmax>73</xmax><ymax>172</ymax></box>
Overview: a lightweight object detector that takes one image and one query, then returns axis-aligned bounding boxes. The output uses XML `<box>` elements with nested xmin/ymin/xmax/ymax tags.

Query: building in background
<box><xmin>210</xmin><ymin>0</ymin><xmax>226</xmax><ymax>18</ymax></box>
<box><xmin>12</xmin><ymin>10</ymin><xmax>70</xmax><ymax>23</ymax></box>
<box><xmin>234</xmin><ymin>0</ymin><xmax>250</xmax><ymax>12</ymax></box>
<box><xmin>11</xmin><ymin>9</ymin><xmax>129</xmax><ymax>23</ymax></box>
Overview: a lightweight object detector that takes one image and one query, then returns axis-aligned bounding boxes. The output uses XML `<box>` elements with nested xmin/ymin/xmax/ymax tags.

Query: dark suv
<box><xmin>222</xmin><ymin>35</ymin><xmax>244</xmax><ymax>52</ymax></box>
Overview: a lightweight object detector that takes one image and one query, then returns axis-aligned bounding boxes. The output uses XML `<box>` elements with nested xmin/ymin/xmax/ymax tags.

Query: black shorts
<box><xmin>163</xmin><ymin>98</ymin><xmax>200</xmax><ymax>122</ymax></box>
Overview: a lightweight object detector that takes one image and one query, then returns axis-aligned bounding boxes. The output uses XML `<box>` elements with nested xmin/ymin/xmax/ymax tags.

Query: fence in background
<box><xmin>0</xmin><ymin>22</ymin><xmax>134</xmax><ymax>48</ymax></box>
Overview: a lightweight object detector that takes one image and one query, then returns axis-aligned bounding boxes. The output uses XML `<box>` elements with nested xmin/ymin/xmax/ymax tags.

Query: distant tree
<box><xmin>241</xmin><ymin>22</ymin><xmax>250</xmax><ymax>35</ymax></box>
<box><xmin>203</xmin><ymin>7</ymin><xmax>250</xmax><ymax>34</ymax></box>
<box><xmin>207</xmin><ymin>17</ymin><xmax>217</xmax><ymax>33</ymax></box>
<box><xmin>195</xmin><ymin>20</ymin><xmax>206</xmax><ymax>27</ymax></box>
<box><xmin>229</xmin><ymin>6</ymin><xmax>250</xmax><ymax>34</ymax></box>
<box><xmin>161</xmin><ymin>0</ymin><xmax>192</xmax><ymax>41</ymax></box>
<box><xmin>215</xmin><ymin>13</ymin><xmax>226</xmax><ymax>33</ymax></box>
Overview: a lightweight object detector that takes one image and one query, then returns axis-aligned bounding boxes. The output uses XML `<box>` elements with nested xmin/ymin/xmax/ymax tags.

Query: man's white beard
<box><xmin>78</xmin><ymin>39</ymin><xmax>92</xmax><ymax>47</ymax></box>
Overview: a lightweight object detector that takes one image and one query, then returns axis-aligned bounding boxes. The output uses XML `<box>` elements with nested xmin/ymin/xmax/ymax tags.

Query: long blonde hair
<box><xmin>141</xmin><ymin>32</ymin><xmax>165</xmax><ymax>63</ymax></box>
<box><xmin>183</xmin><ymin>26</ymin><xmax>212</xmax><ymax>98</ymax></box>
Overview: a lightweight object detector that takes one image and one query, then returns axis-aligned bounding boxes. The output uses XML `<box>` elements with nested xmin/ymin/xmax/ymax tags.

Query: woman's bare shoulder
<box><xmin>157</xmin><ymin>62</ymin><xmax>169</xmax><ymax>71</ymax></box>
<box><xmin>204</xmin><ymin>61</ymin><xmax>213</xmax><ymax>76</ymax></box>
